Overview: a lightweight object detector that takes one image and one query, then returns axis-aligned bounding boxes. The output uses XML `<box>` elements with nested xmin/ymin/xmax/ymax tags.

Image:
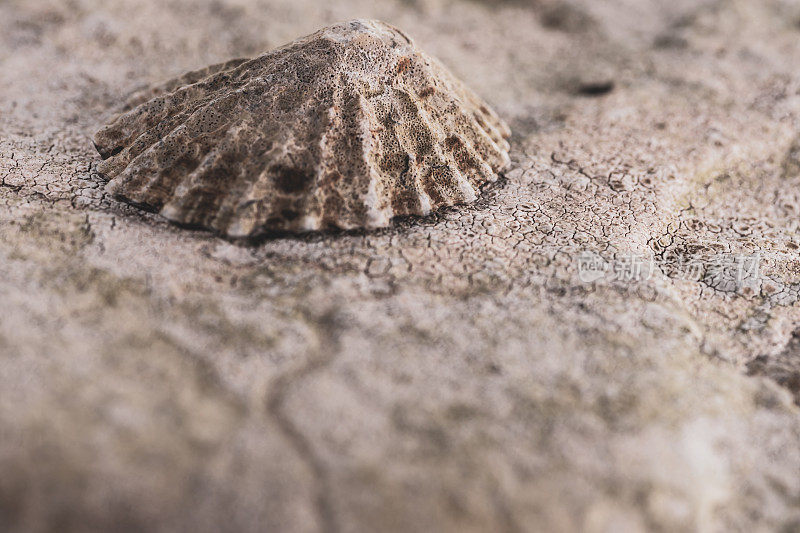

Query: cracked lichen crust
<box><xmin>93</xmin><ymin>19</ymin><xmax>511</xmax><ymax>236</ymax></box>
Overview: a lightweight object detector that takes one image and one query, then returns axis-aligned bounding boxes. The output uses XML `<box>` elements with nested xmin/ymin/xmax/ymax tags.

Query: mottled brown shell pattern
<box><xmin>93</xmin><ymin>20</ymin><xmax>511</xmax><ymax>236</ymax></box>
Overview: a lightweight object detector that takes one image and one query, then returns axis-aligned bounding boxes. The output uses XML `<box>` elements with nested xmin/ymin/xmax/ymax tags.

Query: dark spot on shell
<box><xmin>444</xmin><ymin>135</ymin><xmax>479</xmax><ymax>173</ymax></box>
<box><xmin>444</xmin><ymin>135</ymin><xmax>462</xmax><ymax>151</ymax></box>
<box><xmin>396</xmin><ymin>56</ymin><xmax>412</xmax><ymax>74</ymax></box>
<box><xmin>271</xmin><ymin>165</ymin><xmax>314</xmax><ymax>193</ymax></box>
<box><xmin>281</xmin><ymin>209</ymin><xmax>300</xmax><ymax>220</ymax></box>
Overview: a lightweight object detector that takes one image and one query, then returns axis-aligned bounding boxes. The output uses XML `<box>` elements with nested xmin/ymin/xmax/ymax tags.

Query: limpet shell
<box><xmin>94</xmin><ymin>20</ymin><xmax>511</xmax><ymax>236</ymax></box>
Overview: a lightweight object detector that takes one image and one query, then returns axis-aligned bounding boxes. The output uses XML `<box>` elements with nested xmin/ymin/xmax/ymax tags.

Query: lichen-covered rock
<box><xmin>93</xmin><ymin>19</ymin><xmax>511</xmax><ymax>236</ymax></box>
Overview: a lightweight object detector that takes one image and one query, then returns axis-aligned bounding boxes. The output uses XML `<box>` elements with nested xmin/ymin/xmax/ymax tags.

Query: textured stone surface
<box><xmin>2</xmin><ymin>0</ymin><xmax>800</xmax><ymax>532</ymax></box>
<box><xmin>93</xmin><ymin>20</ymin><xmax>511</xmax><ymax>236</ymax></box>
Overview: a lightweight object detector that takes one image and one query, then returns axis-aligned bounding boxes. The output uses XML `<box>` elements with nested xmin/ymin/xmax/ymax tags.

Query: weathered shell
<box><xmin>93</xmin><ymin>20</ymin><xmax>511</xmax><ymax>236</ymax></box>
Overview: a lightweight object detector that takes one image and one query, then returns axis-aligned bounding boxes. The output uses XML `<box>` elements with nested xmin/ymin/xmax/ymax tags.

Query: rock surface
<box><xmin>1</xmin><ymin>0</ymin><xmax>800</xmax><ymax>531</ymax></box>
